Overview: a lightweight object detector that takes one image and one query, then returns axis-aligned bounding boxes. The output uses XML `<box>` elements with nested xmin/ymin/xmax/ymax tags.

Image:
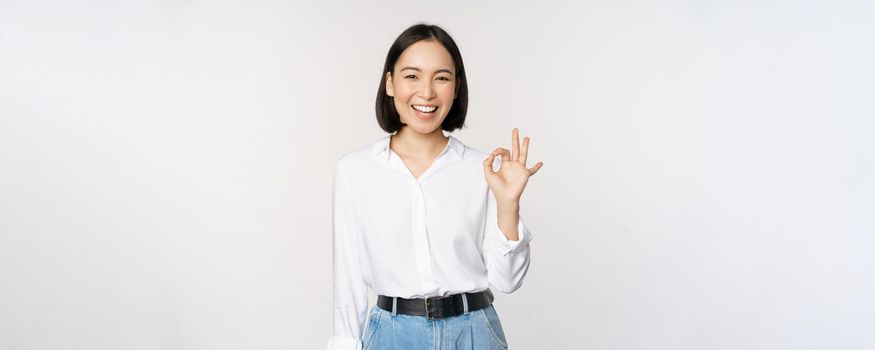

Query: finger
<box><xmin>520</xmin><ymin>136</ymin><xmax>529</xmax><ymax>165</ymax></box>
<box><xmin>483</xmin><ymin>153</ymin><xmax>496</xmax><ymax>175</ymax></box>
<box><xmin>528</xmin><ymin>161</ymin><xmax>544</xmax><ymax>176</ymax></box>
<box><xmin>492</xmin><ymin>147</ymin><xmax>511</xmax><ymax>163</ymax></box>
<box><xmin>512</xmin><ymin>128</ymin><xmax>520</xmax><ymax>161</ymax></box>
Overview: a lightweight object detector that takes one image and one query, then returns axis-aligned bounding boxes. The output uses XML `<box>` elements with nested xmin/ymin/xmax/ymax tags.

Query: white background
<box><xmin>1</xmin><ymin>1</ymin><xmax>873</xmax><ymax>349</ymax></box>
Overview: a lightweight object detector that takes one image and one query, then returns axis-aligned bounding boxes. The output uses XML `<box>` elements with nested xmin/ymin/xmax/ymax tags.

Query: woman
<box><xmin>328</xmin><ymin>23</ymin><xmax>543</xmax><ymax>350</ymax></box>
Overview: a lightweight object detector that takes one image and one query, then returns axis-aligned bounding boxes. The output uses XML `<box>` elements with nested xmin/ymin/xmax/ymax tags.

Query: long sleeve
<box><xmin>327</xmin><ymin>163</ymin><xmax>369</xmax><ymax>350</ymax></box>
<box><xmin>482</xmin><ymin>187</ymin><xmax>533</xmax><ymax>294</ymax></box>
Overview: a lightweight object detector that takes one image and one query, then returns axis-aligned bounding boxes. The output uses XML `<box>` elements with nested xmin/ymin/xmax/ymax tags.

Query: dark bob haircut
<box><xmin>375</xmin><ymin>23</ymin><xmax>468</xmax><ymax>133</ymax></box>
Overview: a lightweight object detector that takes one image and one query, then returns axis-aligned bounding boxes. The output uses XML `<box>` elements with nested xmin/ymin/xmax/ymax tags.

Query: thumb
<box><xmin>483</xmin><ymin>154</ymin><xmax>496</xmax><ymax>175</ymax></box>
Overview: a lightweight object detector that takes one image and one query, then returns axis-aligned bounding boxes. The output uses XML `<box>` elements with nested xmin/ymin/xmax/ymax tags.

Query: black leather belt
<box><xmin>376</xmin><ymin>289</ymin><xmax>494</xmax><ymax>320</ymax></box>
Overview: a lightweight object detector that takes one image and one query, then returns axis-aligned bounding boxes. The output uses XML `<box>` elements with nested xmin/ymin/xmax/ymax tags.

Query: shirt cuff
<box><xmin>494</xmin><ymin>216</ymin><xmax>533</xmax><ymax>256</ymax></box>
<box><xmin>327</xmin><ymin>336</ymin><xmax>362</xmax><ymax>350</ymax></box>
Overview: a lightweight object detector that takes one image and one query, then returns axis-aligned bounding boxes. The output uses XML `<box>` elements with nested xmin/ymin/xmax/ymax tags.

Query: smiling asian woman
<box><xmin>327</xmin><ymin>23</ymin><xmax>543</xmax><ymax>350</ymax></box>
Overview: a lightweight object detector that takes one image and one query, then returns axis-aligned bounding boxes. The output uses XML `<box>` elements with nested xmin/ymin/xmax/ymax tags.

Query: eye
<box><xmin>437</xmin><ymin>76</ymin><xmax>451</xmax><ymax>81</ymax></box>
<box><xmin>405</xmin><ymin>75</ymin><xmax>417</xmax><ymax>79</ymax></box>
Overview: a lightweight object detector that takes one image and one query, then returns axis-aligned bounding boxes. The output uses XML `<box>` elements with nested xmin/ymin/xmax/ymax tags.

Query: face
<box><xmin>385</xmin><ymin>39</ymin><xmax>458</xmax><ymax>135</ymax></box>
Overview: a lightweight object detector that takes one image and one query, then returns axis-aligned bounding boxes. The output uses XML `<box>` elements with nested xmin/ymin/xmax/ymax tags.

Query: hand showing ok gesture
<box><xmin>483</xmin><ymin>128</ymin><xmax>544</xmax><ymax>203</ymax></box>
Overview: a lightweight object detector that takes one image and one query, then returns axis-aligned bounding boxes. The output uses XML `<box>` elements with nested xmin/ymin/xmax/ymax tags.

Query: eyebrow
<box><xmin>400</xmin><ymin>67</ymin><xmax>455</xmax><ymax>75</ymax></box>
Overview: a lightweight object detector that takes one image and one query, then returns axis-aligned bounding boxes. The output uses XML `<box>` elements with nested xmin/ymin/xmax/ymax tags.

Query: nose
<box><xmin>418</xmin><ymin>80</ymin><xmax>436</xmax><ymax>100</ymax></box>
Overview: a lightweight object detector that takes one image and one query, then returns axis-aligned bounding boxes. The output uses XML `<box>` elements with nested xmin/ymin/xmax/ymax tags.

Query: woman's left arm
<box><xmin>481</xmin><ymin>128</ymin><xmax>543</xmax><ymax>293</ymax></box>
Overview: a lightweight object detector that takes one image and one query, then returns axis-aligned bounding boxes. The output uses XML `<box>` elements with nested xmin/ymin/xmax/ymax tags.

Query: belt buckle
<box><xmin>424</xmin><ymin>297</ymin><xmax>440</xmax><ymax>320</ymax></box>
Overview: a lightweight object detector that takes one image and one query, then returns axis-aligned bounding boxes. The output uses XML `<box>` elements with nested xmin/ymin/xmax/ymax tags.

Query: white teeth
<box><xmin>413</xmin><ymin>105</ymin><xmax>437</xmax><ymax>113</ymax></box>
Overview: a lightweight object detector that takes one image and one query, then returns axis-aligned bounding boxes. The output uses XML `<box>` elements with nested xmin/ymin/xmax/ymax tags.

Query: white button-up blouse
<box><xmin>327</xmin><ymin>134</ymin><xmax>533</xmax><ymax>350</ymax></box>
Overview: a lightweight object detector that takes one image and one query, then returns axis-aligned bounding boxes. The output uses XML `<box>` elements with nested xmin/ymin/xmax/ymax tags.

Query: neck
<box><xmin>390</xmin><ymin>127</ymin><xmax>449</xmax><ymax>158</ymax></box>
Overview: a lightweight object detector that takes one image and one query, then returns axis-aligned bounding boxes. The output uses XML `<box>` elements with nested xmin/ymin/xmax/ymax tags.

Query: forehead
<box><xmin>395</xmin><ymin>40</ymin><xmax>455</xmax><ymax>72</ymax></box>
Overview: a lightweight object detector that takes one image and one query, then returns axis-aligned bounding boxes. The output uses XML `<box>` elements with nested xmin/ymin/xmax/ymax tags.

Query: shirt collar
<box><xmin>369</xmin><ymin>134</ymin><xmax>465</xmax><ymax>161</ymax></box>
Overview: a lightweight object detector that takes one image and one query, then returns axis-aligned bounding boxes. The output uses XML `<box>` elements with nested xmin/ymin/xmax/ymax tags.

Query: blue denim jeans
<box><xmin>362</xmin><ymin>303</ymin><xmax>509</xmax><ymax>349</ymax></box>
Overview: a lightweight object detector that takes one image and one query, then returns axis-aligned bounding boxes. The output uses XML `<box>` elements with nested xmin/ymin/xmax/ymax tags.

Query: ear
<box><xmin>385</xmin><ymin>71</ymin><xmax>394</xmax><ymax>97</ymax></box>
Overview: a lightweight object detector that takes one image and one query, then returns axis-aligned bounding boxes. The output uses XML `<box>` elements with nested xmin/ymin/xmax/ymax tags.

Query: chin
<box><xmin>401</xmin><ymin>117</ymin><xmax>445</xmax><ymax>134</ymax></box>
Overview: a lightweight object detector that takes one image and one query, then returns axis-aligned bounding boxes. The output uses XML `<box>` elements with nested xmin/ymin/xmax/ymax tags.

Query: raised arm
<box><xmin>481</xmin><ymin>128</ymin><xmax>543</xmax><ymax>293</ymax></box>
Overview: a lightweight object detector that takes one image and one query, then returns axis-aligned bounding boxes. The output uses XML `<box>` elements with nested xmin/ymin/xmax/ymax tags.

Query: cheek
<box><xmin>393</xmin><ymin>94</ymin><xmax>412</xmax><ymax>117</ymax></box>
<box><xmin>391</xmin><ymin>84</ymin><xmax>408</xmax><ymax>101</ymax></box>
<box><xmin>393</xmin><ymin>82</ymin><xmax>415</xmax><ymax>98</ymax></box>
<box><xmin>438</xmin><ymin>84</ymin><xmax>456</xmax><ymax>100</ymax></box>
<box><xmin>393</xmin><ymin>98</ymin><xmax>408</xmax><ymax>115</ymax></box>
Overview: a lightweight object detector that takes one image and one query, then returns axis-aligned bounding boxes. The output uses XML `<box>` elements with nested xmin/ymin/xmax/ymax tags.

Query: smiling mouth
<box><xmin>411</xmin><ymin>105</ymin><xmax>438</xmax><ymax>113</ymax></box>
<box><xmin>410</xmin><ymin>105</ymin><xmax>438</xmax><ymax>120</ymax></box>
